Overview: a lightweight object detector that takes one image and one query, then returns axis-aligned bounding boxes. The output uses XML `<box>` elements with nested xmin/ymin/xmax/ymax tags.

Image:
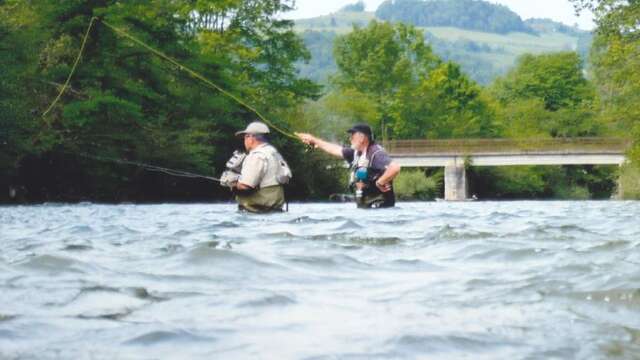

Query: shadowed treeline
<box><xmin>1</xmin><ymin>0</ymin><xmax>638</xmax><ymax>203</ymax></box>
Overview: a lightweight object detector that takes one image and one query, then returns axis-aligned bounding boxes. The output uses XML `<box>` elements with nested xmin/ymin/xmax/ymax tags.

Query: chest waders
<box><xmin>349</xmin><ymin>148</ymin><xmax>395</xmax><ymax>209</ymax></box>
<box><xmin>232</xmin><ymin>145</ymin><xmax>292</xmax><ymax>213</ymax></box>
<box><xmin>236</xmin><ymin>186</ymin><xmax>286</xmax><ymax>213</ymax></box>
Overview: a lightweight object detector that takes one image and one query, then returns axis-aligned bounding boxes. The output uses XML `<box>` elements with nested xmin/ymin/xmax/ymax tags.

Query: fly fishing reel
<box><xmin>219</xmin><ymin>150</ymin><xmax>247</xmax><ymax>188</ymax></box>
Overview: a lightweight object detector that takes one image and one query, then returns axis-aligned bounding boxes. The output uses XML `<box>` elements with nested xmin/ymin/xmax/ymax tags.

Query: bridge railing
<box><xmin>382</xmin><ymin>138</ymin><xmax>632</xmax><ymax>155</ymax></box>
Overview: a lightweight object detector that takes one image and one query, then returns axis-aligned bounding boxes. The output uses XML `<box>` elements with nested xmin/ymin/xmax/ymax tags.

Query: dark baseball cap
<box><xmin>346</xmin><ymin>123</ymin><xmax>374</xmax><ymax>142</ymax></box>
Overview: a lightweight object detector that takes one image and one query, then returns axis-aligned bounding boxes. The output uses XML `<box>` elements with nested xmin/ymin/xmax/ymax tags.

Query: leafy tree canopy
<box><xmin>331</xmin><ymin>20</ymin><xmax>497</xmax><ymax>140</ymax></box>
<box><xmin>571</xmin><ymin>0</ymin><xmax>640</xmax><ymax>162</ymax></box>
<box><xmin>0</xmin><ymin>0</ymin><xmax>323</xmax><ymax>202</ymax></box>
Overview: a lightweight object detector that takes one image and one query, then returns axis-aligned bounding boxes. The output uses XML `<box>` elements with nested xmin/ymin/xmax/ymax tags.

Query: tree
<box><xmin>331</xmin><ymin>20</ymin><xmax>496</xmax><ymax>140</ymax></box>
<box><xmin>0</xmin><ymin>2</ymin><xmax>50</xmax><ymax>195</ymax></box>
<box><xmin>570</xmin><ymin>0</ymin><xmax>640</xmax><ymax>197</ymax></box>
<box><xmin>489</xmin><ymin>52</ymin><xmax>600</xmax><ymax>137</ymax></box>
<box><xmin>571</xmin><ymin>0</ymin><xmax>640</xmax><ymax>160</ymax></box>
<box><xmin>391</xmin><ymin>61</ymin><xmax>497</xmax><ymax>139</ymax></box>
<box><xmin>0</xmin><ymin>0</ymin><xmax>322</xmax><ymax>202</ymax></box>
<box><xmin>484</xmin><ymin>50</ymin><xmax>617</xmax><ymax>199</ymax></box>
<box><xmin>492</xmin><ymin>52</ymin><xmax>594</xmax><ymax>112</ymax></box>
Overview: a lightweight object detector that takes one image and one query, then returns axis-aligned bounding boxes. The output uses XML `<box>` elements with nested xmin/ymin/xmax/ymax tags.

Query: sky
<box><xmin>286</xmin><ymin>0</ymin><xmax>595</xmax><ymax>30</ymax></box>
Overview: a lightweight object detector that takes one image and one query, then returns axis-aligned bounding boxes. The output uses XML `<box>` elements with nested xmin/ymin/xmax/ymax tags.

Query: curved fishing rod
<box><xmin>40</xmin><ymin>16</ymin><xmax>301</xmax><ymax>181</ymax></box>
<box><xmin>100</xmin><ymin>20</ymin><xmax>298</xmax><ymax>141</ymax></box>
<box><xmin>42</xmin><ymin>16</ymin><xmax>298</xmax><ymax>140</ymax></box>
<box><xmin>70</xmin><ymin>152</ymin><xmax>221</xmax><ymax>182</ymax></box>
<box><xmin>41</xmin><ymin>17</ymin><xmax>97</xmax><ymax>119</ymax></box>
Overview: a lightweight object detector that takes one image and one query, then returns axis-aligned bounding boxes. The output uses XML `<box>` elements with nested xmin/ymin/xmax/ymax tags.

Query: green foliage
<box><xmin>525</xmin><ymin>18</ymin><xmax>583</xmax><ymax>37</ymax></box>
<box><xmin>553</xmin><ymin>183</ymin><xmax>592</xmax><ymax>200</ymax></box>
<box><xmin>547</xmin><ymin>165</ymin><xmax>616</xmax><ymax>199</ymax></box>
<box><xmin>492</xmin><ymin>52</ymin><xmax>594</xmax><ymax>112</ymax></box>
<box><xmin>469</xmin><ymin>166</ymin><xmax>547</xmax><ymax>199</ymax></box>
<box><xmin>391</xmin><ymin>61</ymin><xmax>498</xmax><ymax>139</ymax></box>
<box><xmin>571</xmin><ymin>0</ymin><xmax>640</xmax><ymax>165</ymax></box>
<box><xmin>273</xmin><ymin>102</ymin><xmax>350</xmax><ymax>197</ymax></box>
<box><xmin>332</xmin><ymin>21</ymin><xmax>496</xmax><ymax>140</ymax></box>
<box><xmin>298</xmin><ymin>30</ymin><xmax>337</xmax><ymax>84</ymax></box>
<box><xmin>331</xmin><ymin>21</ymin><xmax>436</xmax><ymax>139</ymax></box>
<box><xmin>493</xmin><ymin>98</ymin><xmax>550</xmax><ymax>138</ymax></box>
<box><xmin>490</xmin><ymin>52</ymin><xmax>603</xmax><ymax>137</ymax></box>
<box><xmin>295</xmin><ymin>9</ymin><xmax>591</xmax><ymax>86</ymax></box>
<box><xmin>375</xmin><ymin>0</ymin><xmax>532</xmax><ymax>34</ymax></box>
<box><xmin>494</xmin><ymin>167</ymin><xmax>547</xmax><ymax>198</ymax></box>
<box><xmin>294</xmin><ymin>10</ymin><xmax>374</xmax><ymax>30</ymax></box>
<box><xmin>288</xmin><ymin>149</ymin><xmax>349</xmax><ymax>199</ymax></box>
<box><xmin>485</xmin><ymin>50</ymin><xmax>616</xmax><ymax>199</ymax></box>
<box><xmin>0</xmin><ymin>2</ymin><xmax>46</xmax><ymax>174</ymax></box>
<box><xmin>469</xmin><ymin>165</ymin><xmax>616</xmax><ymax>200</ymax></box>
<box><xmin>393</xmin><ymin>169</ymin><xmax>441</xmax><ymax>200</ymax></box>
<box><xmin>324</xmin><ymin>89</ymin><xmax>381</xmax><ymax>131</ymax></box>
<box><xmin>616</xmin><ymin>163</ymin><xmax>640</xmax><ymax>200</ymax></box>
<box><xmin>0</xmin><ymin>0</ymin><xmax>329</xmax><ymax>203</ymax></box>
<box><xmin>333</xmin><ymin>21</ymin><xmax>438</xmax><ymax>98</ymax></box>
<box><xmin>0</xmin><ymin>0</ymin><xmax>634</xmax><ymax>203</ymax></box>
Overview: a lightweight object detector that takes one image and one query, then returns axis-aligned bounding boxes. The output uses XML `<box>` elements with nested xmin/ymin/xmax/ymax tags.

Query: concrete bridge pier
<box><xmin>444</xmin><ymin>162</ymin><xmax>468</xmax><ymax>201</ymax></box>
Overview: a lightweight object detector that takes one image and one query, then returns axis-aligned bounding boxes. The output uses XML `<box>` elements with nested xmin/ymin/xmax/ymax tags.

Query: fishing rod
<box><xmin>41</xmin><ymin>16</ymin><xmax>302</xmax><ymax>181</ymax></box>
<box><xmin>71</xmin><ymin>152</ymin><xmax>221</xmax><ymax>182</ymax></box>
<box><xmin>43</xmin><ymin>16</ymin><xmax>298</xmax><ymax>139</ymax></box>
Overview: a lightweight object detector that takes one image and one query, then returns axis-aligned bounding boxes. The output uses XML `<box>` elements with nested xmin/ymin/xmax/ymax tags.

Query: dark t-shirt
<box><xmin>342</xmin><ymin>144</ymin><xmax>395</xmax><ymax>208</ymax></box>
<box><xmin>342</xmin><ymin>144</ymin><xmax>392</xmax><ymax>172</ymax></box>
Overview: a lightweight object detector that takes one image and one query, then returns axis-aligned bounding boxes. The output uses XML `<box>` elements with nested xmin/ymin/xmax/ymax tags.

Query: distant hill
<box><xmin>375</xmin><ymin>0</ymin><xmax>532</xmax><ymax>34</ymax></box>
<box><xmin>524</xmin><ymin>18</ymin><xmax>584</xmax><ymax>37</ymax></box>
<box><xmin>294</xmin><ymin>1</ymin><xmax>592</xmax><ymax>85</ymax></box>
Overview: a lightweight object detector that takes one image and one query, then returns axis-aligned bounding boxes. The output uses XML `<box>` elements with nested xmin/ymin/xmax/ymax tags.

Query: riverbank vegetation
<box><xmin>1</xmin><ymin>0</ymin><xmax>638</xmax><ymax>202</ymax></box>
<box><xmin>394</xmin><ymin>169</ymin><xmax>442</xmax><ymax>200</ymax></box>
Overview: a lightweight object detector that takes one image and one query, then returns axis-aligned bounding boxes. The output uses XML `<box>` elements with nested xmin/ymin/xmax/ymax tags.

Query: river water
<box><xmin>1</xmin><ymin>201</ymin><xmax>639</xmax><ymax>359</ymax></box>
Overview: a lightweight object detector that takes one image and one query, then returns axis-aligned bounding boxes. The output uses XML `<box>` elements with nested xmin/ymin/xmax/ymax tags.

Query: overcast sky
<box><xmin>286</xmin><ymin>0</ymin><xmax>595</xmax><ymax>30</ymax></box>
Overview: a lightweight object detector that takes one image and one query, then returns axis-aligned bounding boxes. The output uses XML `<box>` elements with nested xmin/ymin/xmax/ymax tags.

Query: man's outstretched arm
<box><xmin>295</xmin><ymin>133</ymin><xmax>344</xmax><ymax>158</ymax></box>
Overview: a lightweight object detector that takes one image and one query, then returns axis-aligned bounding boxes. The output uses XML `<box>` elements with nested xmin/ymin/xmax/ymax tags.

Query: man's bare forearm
<box><xmin>377</xmin><ymin>162</ymin><xmax>401</xmax><ymax>185</ymax></box>
<box><xmin>295</xmin><ymin>133</ymin><xmax>343</xmax><ymax>158</ymax></box>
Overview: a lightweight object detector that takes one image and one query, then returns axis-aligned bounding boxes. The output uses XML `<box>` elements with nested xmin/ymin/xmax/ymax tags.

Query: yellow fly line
<box><xmin>42</xmin><ymin>16</ymin><xmax>298</xmax><ymax>140</ymax></box>
<box><xmin>41</xmin><ymin>16</ymin><xmax>97</xmax><ymax>119</ymax></box>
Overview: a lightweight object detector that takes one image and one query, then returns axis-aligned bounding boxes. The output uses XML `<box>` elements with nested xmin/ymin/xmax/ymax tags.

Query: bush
<box><xmin>616</xmin><ymin>163</ymin><xmax>640</xmax><ymax>200</ymax></box>
<box><xmin>394</xmin><ymin>169</ymin><xmax>441</xmax><ymax>200</ymax></box>
<box><xmin>552</xmin><ymin>184</ymin><xmax>591</xmax><ymax>200</ymax></box>
<box><xmin>468</xmin><ymin>166</ymin><xmax>547</xmax><ymax>199</ymax></box>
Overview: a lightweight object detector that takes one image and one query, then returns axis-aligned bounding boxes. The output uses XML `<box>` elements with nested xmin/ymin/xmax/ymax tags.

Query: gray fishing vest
<box><xmin>247</xmin><ymin>144</ymin><xmax>292</xmax><ymax>189</ymax></box>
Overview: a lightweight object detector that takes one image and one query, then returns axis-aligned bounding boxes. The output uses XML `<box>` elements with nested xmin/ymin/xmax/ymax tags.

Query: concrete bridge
<box><xmin>383</xmin><ymin>138</ymin><xmax>632</xmax><ymax>200</ymax></box>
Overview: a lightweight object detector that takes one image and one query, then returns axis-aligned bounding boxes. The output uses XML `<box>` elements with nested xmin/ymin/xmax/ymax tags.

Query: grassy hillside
<box><xmin>295</xmin><ymin>11</ymin><xmax>591</xmax><ymax>85</ymax></box>
<box><xmin>294</xmin><ymin>11</ymin><xmax>376</xmax><ymax>32</ymax></box>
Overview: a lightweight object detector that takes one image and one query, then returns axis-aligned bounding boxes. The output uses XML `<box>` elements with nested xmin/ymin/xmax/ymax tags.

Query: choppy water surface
<box><xmin>1</xmin><ymin>201</ymin><xmax>640</xmax><ymax>359</ymax></box>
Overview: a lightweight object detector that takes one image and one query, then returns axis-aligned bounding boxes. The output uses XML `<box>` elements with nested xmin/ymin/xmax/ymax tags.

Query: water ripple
<box><xmin>0</xmin><ymin>201</ymin><xmax>638</xmax><ymax>359</ymax></box>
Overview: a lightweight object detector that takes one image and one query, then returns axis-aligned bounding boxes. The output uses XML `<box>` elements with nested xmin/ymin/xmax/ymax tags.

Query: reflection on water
<box><xmin>1</xmin><ymin>201</ymin><xmax>640</xmax><ymax>359</ymax></box>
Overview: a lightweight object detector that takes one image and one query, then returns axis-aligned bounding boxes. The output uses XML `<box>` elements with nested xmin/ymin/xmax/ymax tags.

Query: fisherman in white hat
<box><xmin>219</xmin><ymin>121</ymin><xmax>292</xmax><ymax>213</ymax></box>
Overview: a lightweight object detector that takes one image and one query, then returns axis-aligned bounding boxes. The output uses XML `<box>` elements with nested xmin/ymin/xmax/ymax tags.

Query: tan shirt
<box><xmin>238</xmin><ymin>143</ymin><xmax>281</xmax><ymax>188</ymax></box>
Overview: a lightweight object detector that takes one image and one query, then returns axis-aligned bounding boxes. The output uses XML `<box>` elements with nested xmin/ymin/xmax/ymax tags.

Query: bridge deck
<box><xmin>383</xmin><ymin>138</ymin><xmax>631</xmax><ymax>167</ymax></box>
<box><xmin>381</xmin><ymin>138</ymin><xmax>632</xmax><ymax>199</ymax></box>
<box><xmin>383</xmin><ymin>138</ymin><xmax>631</xmax><ymax>155</ymax></box>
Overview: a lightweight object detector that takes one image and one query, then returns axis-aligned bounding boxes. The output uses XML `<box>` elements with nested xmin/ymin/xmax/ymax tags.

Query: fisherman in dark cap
<box><xmin>296</xmin><ymin>124</ymin><xmax>401</xmax><ymax>208</ymax></box>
